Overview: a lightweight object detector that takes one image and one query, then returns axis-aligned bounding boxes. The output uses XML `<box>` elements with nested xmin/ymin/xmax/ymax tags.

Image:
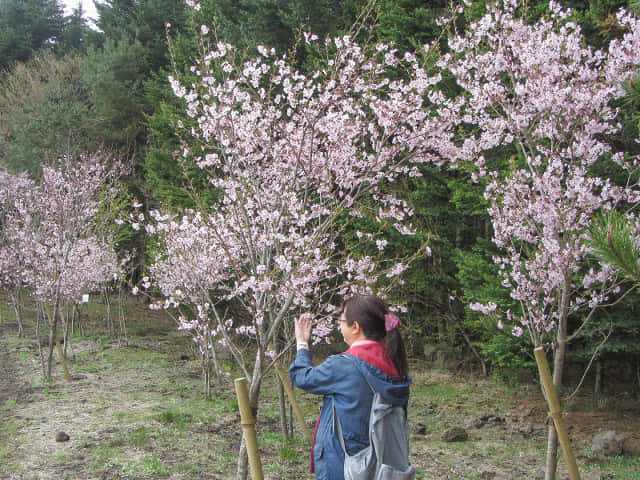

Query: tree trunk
<box><xmin>201</xmin><ymin>325</ymin><xmax>221</xmax><ymax>399</ymax></box>
<box><xmin>36</xmin><ymin>308</ymin><xmax>47</xmax><ymax>380</ymax></box>
<box><xmin>209</xmin><ymin>325</ymin><xmax>220</xmax><ymax>379</ymax></box>
<box><xmin>54</xmin><ymin>328</ymin><xmax>72</xmax><ymax>382</ymax></box>
<box><xmin>594</xmin><ymin>360</ymin><xmax>602</xmax><ymax>395</ymax></box>
<box><xmin>459</xmin><ymin>325</ymin><xmax>487</xmax><ymax>376</ymax></box>
<box><xmin>237</xmin><ymin>435</ymin><xmax>249</xmax><ymax>480</ymax></box>
<box><xmin>104</xmin><ymin>289</ymin><xmax>114</xmax><ymax>335</ymax></box>
<box><xmin>236</xmin><ymin>352</ymin><xmax>264</xmax><ymax>480</ymax></box>
<box><xmin>277</xmin><ymin>375</ymin><xmax>290</xmax><ymax>440</ymax></box>
<box><xmin>545</xmin><ymin>424</ymin><xmax>559</xmax><ymax>480</ymax></box>
<box><xmin>545</xmin><ymin>278</ymin><xmax>570</xmax><ymax>480</ymax></box>
<box><xmin>10</xmin><ymin>291</ymin><xmax>24</xmax><ymax>337</ymax></box>
<box><xmin>46</xmin><ymin>308</ymin><xmax>57</xmax><ymax>380</ymax></box>
<box><xmin>14</xmin><ymin>304</ymin><xmax>24</xmax><ymax>337</ymax></box>
<box><xmin>204</xmin><ymin>366</ymin><xmax>211</xmax><ymax>399</ymax></box>
<box><xmin>45</xmin><ymin>306</ymin><xmax>72</xmax><ymax>382</ymax></box>
<box><xmin>289</xmin><ymin>402</ymin><xmax>294</xmax><ymax>440</ymax></box>
<box><xmin>118</xmin><ymin>287</ymin><xmax>127</xmax><ymax>346</ymax></box>
<box><xmin>63</xmin><ymin>309</ymin><xmax>70</xmax><ymax>358</ymax></box>
<box><xmin>274</xmin><ymin>337</ymin><xmax>290</xmax><ymax>440</ymax></box>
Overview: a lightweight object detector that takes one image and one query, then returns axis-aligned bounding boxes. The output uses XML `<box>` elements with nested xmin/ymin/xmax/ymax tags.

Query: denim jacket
<box><xmin>290</xmin><ymin>345</ymin><xmax>411</xmax><ymax>480</ymax></box>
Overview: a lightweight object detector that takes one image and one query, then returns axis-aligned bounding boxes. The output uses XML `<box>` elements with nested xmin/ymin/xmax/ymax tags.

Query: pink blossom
<box><xmin>469</xmin><ymin>302</ymin><xmax>498</xmax><ymax>315</ymax></box>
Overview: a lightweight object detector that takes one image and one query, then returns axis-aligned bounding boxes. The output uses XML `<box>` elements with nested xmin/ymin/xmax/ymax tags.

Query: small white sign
<box><xmin>81</xmin><ymin>294</ymin><xmax>90</xmax><ymax>304</ymax></box>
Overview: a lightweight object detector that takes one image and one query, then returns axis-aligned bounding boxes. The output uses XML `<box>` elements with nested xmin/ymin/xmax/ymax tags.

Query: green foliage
<box><xmin>144</xmin><ymin>65</ymin><xmax>218</xmax><ymax>209</ymax></box>
<box><xmin>567</xmin><ymin>0</ymin><xmax>629</xmax><ymax>49</ymax></box>
<box><xmin>589</xmin><ymin>211</ymin><xmax>640</xmax><ymax>282</ymax></box>
<box><xmin>454</xmin><ymin>241</ymin><xmax>535</xmax><ymax>378</ymax></box>
<box><xmin>398</xmin><ymin>167</ymin><xmax>472</xmax><ymax>352</ymax></box>
<box><xmin>0</xmin><ymin>51</ymin><xmax>94</xmax><ymax>174</ymax></box>
<box><xmin>96</xmin><ymin>0</ymin><xmax>189</xmax><ymax>72</ymax></box>
<box><xmin>196</xmin><ymin>0</ymin><xmax>361</xmax><ymax>53</ymax></box>
<box><xmin>583</xmin><ymin>212</ymin><xmax>640</xmax><ymax>385</ymax></box>
<box><xmin>617</xmin><ymin>72</ymin><xmax>640</xmax><ymax>154</ymax></box>
<box><xmin>374</xmin><ymin>0</ymin><xmax>447</xmax><ymax>50</ymax></box>
<box><xmin>81</xmin><ymin>39</ymin><xmax>149</xmax><ymax>153</ymax></box>
<box><xmin>57</xmin><ymin>5</ymin><xmax>100</xmax><ymax>55</ymax></box>
<box><xmin>73</xmin><ymin>0</ymin><xmax>191</xmax><ymax>167</ymax></box>
<box><xmin>0</xmin><ymin>0</ymin><xmax>65</xmax><ymax>69</ymax></box>
<box><xmin>570</xmin><ymin>290</ymin><xmax>640</xmax><ymax>365</ymax></box>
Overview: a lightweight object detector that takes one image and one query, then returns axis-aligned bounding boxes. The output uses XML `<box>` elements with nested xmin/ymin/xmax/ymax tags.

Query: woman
<box><xmin>289</xmin><ymin>295</ymin><xmax>412</xmax><ymax>480</ymax></box>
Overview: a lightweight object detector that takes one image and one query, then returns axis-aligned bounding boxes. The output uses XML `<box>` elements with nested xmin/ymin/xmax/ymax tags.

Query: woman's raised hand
<box><xmin>295</xmin><ymin>313</ymin><xmax>313</xmax><ymax>345</ymax></box>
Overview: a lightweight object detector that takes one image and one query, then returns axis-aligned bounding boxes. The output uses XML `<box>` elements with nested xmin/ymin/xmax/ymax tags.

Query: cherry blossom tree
<box><xmin>0</xmin><ymin>169</ymin><xmax>34</xmax><ymax>336</ymax></box>
<box><xmin>141</xmin><ymin>16</ymin><xmax>456</xmax><ymax>478</ymax></box>
<box><xmin>442</xmin><ymin>2</ymin><xmax>640</xmax><ymax>478</ymax></box>
<box><xmin>1</xmin><ymin>157</ymin><xmax>124</xmax><ymax>381</ymax></box>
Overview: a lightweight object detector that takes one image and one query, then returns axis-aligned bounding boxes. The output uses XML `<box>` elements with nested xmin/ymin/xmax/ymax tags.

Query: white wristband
<box><xmin>297</xmin><ymin>342</ymin><xmax>309</xmax><ymax>350</ymax></box>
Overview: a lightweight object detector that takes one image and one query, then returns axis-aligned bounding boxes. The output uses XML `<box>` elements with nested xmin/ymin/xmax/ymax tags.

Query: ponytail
<box><xmin>385</xmin><ymin>328</ymin><xmax>409</xmax><ymax>378</ymax></box>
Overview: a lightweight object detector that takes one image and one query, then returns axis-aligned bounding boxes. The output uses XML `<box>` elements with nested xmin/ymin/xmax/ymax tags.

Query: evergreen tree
<box><xmin>0</xmin><ymin>0</ymin><xmax>65</xmax><ymax>69</ymax></box>
<box><xmin>58</xmin><ymin>4</ymin><xmax>98</xmax><ymax>54</ymax></box>
<box><xmin>81</xmin><ymin>38</ymin><xmax>150</xmax><ymax>154</ymax></box>
<box><xmin>80</xmin><ymin>0</ymin><xmax>189</xmax><ymax>163</ymax></box>
<box><xmin>0</xmin><ymin>51</ymin><xmax>93</xmax><ymax>174</ymax></box>
<box><xmin>95</xmin><ymin>0</ymin><xmax>188</xmax><ymax>73</ymax></box>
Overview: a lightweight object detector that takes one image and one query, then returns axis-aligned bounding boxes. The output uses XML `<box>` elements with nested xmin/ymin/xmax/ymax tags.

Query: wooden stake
<box><xmin>273</xmin><ymin>357</ymin><xmax>313</xmax><ymax>444</ymax></box>
<box><xmin>235</xmin><ymin>378</ymin><xmax>264</xmax><ymax>480</ymax></box>
<box><xmin>534</xmin><ymin>346</ymin><xmax>581</xmax><ymax>480</ymax></box>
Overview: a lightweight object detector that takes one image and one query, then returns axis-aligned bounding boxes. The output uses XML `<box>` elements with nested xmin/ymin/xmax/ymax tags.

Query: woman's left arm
<box><xmin>289</xmin><ymin>350</ymin><xmax>344</xmax><ymax>395</ymax></box>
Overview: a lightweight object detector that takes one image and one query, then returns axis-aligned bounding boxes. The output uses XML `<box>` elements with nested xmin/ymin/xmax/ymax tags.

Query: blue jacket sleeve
<box><xmin>289</xmin><ymin>349</ymin><xmax>344</xmax><ymax>395</ymax></box>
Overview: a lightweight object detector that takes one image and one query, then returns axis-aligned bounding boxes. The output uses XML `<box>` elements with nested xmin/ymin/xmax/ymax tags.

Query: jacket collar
<box><xmin>345</xmin><ymin>340</ymin><xmax>399</xmax><ymax>377</ymax></box>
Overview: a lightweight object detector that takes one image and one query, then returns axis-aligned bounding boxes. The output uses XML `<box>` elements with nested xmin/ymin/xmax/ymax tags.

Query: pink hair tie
<box><xmin>385</xmin><ymin>313</ymin><xmax>401</xmax><ymax>331</ymax></box>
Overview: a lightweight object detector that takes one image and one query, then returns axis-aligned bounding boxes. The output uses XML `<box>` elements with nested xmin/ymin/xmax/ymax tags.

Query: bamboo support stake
<box><xmin>273</xmin><ymin>357</ymin><xmax>313</xmax><ymax>444</ymax></box>
<box><xmin>269</xmin><ymin>342</ymin><xmax>313</xmax><ymax>444</ymax></box>
<box><xmin>534</xmin><ymin>347</ymin><xmax>581</xmax><ymax>480</ymax></box>
<box><xmin>235</xmin><ymin>378</ymin><xmax>264</xmax><ymax>480</ymax></box>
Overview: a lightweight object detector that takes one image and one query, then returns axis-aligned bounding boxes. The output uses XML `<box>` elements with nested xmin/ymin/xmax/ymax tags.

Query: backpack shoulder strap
<box><xmin>333</xmin><ymin>397</ymin><xmax>349</xmax><ymax>455</ymax></box>
<box><xmin>340</xmin><ymin>353</ymin><xmax>375</xmax><ymax>393</ymax></box>
<box><xmin>333</xmin><ymin>354</ymin><xmax>375</xmax><ymax>456</ymax></box>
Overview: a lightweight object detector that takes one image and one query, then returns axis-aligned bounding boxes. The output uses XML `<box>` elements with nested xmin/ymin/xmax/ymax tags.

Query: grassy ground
<box><xmin>1</xmin><ymin>299</ymin><xmax>639</xmax><ymax>479</ymax></box>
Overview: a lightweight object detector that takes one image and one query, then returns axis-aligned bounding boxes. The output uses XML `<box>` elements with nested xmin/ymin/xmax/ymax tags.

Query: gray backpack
<box><xmin>333</xmin><ymin>355</ymin><xmax>415</xmax><ymax>480</ymax></box>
